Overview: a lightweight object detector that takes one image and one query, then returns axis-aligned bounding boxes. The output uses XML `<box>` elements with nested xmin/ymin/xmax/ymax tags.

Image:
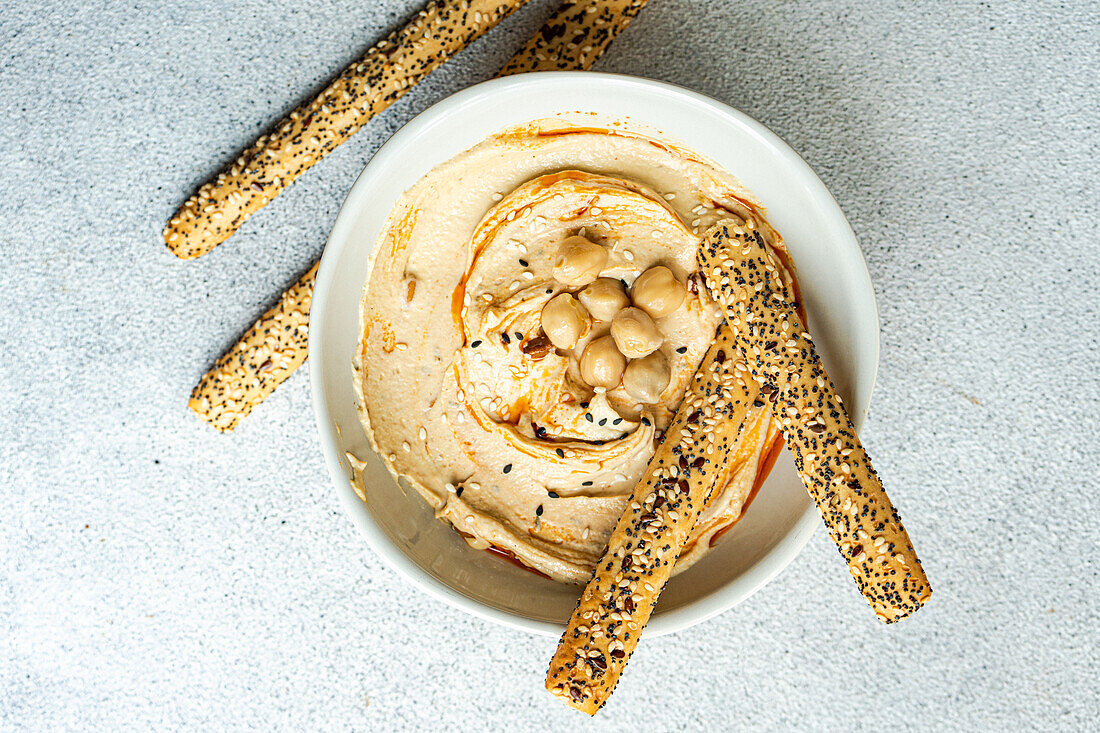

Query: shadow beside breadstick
<box><xmin>699</xmin><ymin>220</ymin><xmax>931</xmax><ymax>622</ymax></box>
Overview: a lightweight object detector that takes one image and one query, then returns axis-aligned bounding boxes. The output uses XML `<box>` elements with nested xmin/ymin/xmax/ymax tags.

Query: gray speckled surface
<box><xmin>1</xmin><ymin>0</ymin><xmax>1097</xmax><ymax>729</ymax></box>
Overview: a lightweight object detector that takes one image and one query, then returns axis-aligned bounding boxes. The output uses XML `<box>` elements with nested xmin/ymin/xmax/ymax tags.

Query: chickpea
<box><xmin>579</xmin><ymin>335</ymin><xmax>626</xmax><ymax>390</ymax></box>
<box><xmin>631</xmin><ymin>265</ymin><xmax>685</xmax><ymax>318</ymax></box>
<box><xmin>622</xmin><ymin>351</ymin><xmax>671</xmax><ymax>404</ymax></box>
<box><xmin>540</xmin><ymin>293</ymin><xmax>591</xmax><ymax>350</ymax></box>
<box><xmin>553</xmin><ymin>235</ymin><xmax>608</xmax><ymax>287</ymax></box>
<box><xmin>578</xmin><ymin>277</ymin><xmax>629</xmax><ymax>321</ymax></box>
<box><xmin>610</xmin><ymin>307</ymin><xmax>663</xmax><ymax>359</ymax></box>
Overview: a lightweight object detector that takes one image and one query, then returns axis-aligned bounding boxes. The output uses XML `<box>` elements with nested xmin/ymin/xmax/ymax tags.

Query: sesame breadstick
<box><xmin>189</xmin><ymin>0</ymin><xmax>649</xmax><ymax>431</ymax></box>
<box><xmin>164</xmin><ymin>0</ymin><xmax>528</xmax><ymax>260</ymax></box>
<box><xmin>188</xmin><ymin>263</ymin><xmax>317</xmax><ymax>432</ymax></box>
<box><xmin>497</xmin><ymin>0</ymin><xmax>649</xmax><ymax>75</ymax></box>
<box><xmin>699</xmin><ymin>221</ymin><xmax>931</xmax><ymax>622</ymax></box>
<box><xmin>546</xmin><ymin>326</ymin><xmax>763</xmax><ymax>715</ymax></box>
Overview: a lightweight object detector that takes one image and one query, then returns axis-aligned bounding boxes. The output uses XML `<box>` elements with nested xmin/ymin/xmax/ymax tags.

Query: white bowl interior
<box><xmin>310</xmin><ymin>73</ymin><xmax>878</xmax><ymax>637</ymax></box>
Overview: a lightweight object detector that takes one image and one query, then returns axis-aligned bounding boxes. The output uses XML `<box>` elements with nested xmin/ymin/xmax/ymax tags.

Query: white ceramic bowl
<box><xmin>310</xmin><ymin>72</ymin><xmax>878</xmax><ymax>637</ymax></box>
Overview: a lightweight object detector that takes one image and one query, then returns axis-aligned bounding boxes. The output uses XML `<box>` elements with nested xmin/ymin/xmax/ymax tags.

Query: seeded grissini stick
<box><xmin>498</xmin><ymin>0</ymin><xmax>649</xmax><ymax>75</ymax></box>
<box><xmin>189</xmin><ymin>263</ymin><xmax>317</xmax><ymax>432</ymax></box>
<box><xmin>188</xmin><ymin>0</ymin><xmax>651</xmax><ymax>430</ymax></box>
<box><xmin>699</xmin><ymin>221</ymin><xmax>931</xmax><ymax>622</ymax></box>
<box><xmin>164</xmin><ymin>0</ymin><xmax>529</xmax><ymax>260</ymax></box>
<box><xmin>546</xmin><ymin>326</ymin><xmax>763</xmax><ymax>715</ymax></box>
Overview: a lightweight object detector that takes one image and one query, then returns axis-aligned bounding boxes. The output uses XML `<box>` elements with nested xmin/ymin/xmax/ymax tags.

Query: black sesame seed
<box><xmin>471</xmin><ymin>340</ymin><xmax>482</xmax><ymax>348</ymax></box>
<box><xmin>585</xmin><ymin>413</ymin><xmax>594</xmax><ymax>422</ymax></box>
<box><xmin>753</xmin><ymin>399</ymin><xmax>765</xmax><ymax>407</ymax></box>
<box><xmin>456</xmin><ymin>486</ymin><xmax>464</xmax><ymax>497</ymax></box>
<box><xmin>556</xmin><ymin>448</ymin><xmax>565</xmax><ymax>458</ymax></box>
<box><xmin>676</xmin><ymin>346</ymin><xmax>687</xmax><ymax>354</ymax></box>
<box><xmin>641</xmin><ymin>417</ymin><xmax>651</xmax><ymax>426</ymax></box>
<box><xmin>519</xmin><ymin>259</ymin><xmax>528</xmax><ymax>267</ymax></box>
<box><xmin>536</xmin><ymin>504</ymin><xmax>544</xmax><ymax>516</ymax></box>
<box><xmin>547</xmin><ymin>491</ymin><xmax>559</xmax><ymax>498</ymax></box>
<box><xmin>613</xmin><ymin>418</ymin><xmax>622</xmax><ymax>425</ymax></box>
<box><xmin>598</xmin><ymin>418</ymin><xmax>607</xmax><ymax>426</ymax></box>
<box><xmin>501</xmin><ymin>332</ymin><xmax>510</xmax><ymax>344</ymax></box>
<box><xmin>503</xmin><ymin>463</ymin><xmax>512</xmax><ymax>474</ymax></box>
<box><xmin>514</xmin><ymin>331</ymin><xmax>523</xmax><ymax>341</ymax></box>
<box><xmin>582</xmin><ymin>481</ymin><xmax>593</xmax><ymax>486</ymax></box>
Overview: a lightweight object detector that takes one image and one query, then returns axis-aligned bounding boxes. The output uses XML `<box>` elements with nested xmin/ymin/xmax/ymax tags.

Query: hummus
<box><xmin>354</xmin><ymin>122</ymin><xmax>794</xmax><ymax>584</ymax></box>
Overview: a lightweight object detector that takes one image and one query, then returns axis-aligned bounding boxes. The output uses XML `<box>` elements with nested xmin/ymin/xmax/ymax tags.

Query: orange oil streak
<box><xmin>453</xmin><ymin>528</ymin><xmax>553</xmax><ymax>580</ymax></box>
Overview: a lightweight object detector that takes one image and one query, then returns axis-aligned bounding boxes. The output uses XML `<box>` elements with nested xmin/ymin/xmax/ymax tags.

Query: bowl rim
<box><xmin>309</xmin><ymin>71</ymin><xmax>879</xmax><ymax>637</ymax></box>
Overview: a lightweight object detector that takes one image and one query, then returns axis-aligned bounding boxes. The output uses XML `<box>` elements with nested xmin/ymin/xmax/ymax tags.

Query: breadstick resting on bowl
<box><xmin>545</xmin><ymin>217</ymin><xmax>930</xmax><ymax>714</ymax></box>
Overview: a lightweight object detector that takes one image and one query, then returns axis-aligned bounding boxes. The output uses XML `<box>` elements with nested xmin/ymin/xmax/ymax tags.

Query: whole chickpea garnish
<box><xmin>553</xmin><ymin>235</ymin><xmax>608</xmax><ymax>287</ymax></box>
<box><xmin>610</xmin><ymin>307</ymin><xmax>663</xmax><ymax>359</ymax></box>
<box><xmin>578</xmin><ymin>277</ymin><xmax>629</xmax><ymax>321</ymax></box>
<box><xmin>631</xmin><ymin>265</ymin><xmax>685</xmax><ymax>318</ymax></box>
<box><xmin>579</xmin><ymin>335</ymin><xmax>626</xmax><ymax>390</ymax></box>
<box><xmin>622</xmin><ymin>351</ymin><xmax>671</xmax><ymax>404</ymax></box>
<box><xmin>540</xmin><ymin>293</ymin><xmax>591</xmax><ymax>350</ymax></box>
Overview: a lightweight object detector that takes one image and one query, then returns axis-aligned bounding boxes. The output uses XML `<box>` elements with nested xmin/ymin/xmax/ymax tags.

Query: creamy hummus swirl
<box><xmin>355</xmin><ymin>123</ymin><xmax>792</xmax><ymax>583</ymax></box>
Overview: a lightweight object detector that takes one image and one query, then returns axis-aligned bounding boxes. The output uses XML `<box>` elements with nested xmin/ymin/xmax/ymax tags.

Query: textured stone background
<box><xmin>1</xmin><ymin>1</ymin><xmax>1097</xmax><ymax>730</ymax></box>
